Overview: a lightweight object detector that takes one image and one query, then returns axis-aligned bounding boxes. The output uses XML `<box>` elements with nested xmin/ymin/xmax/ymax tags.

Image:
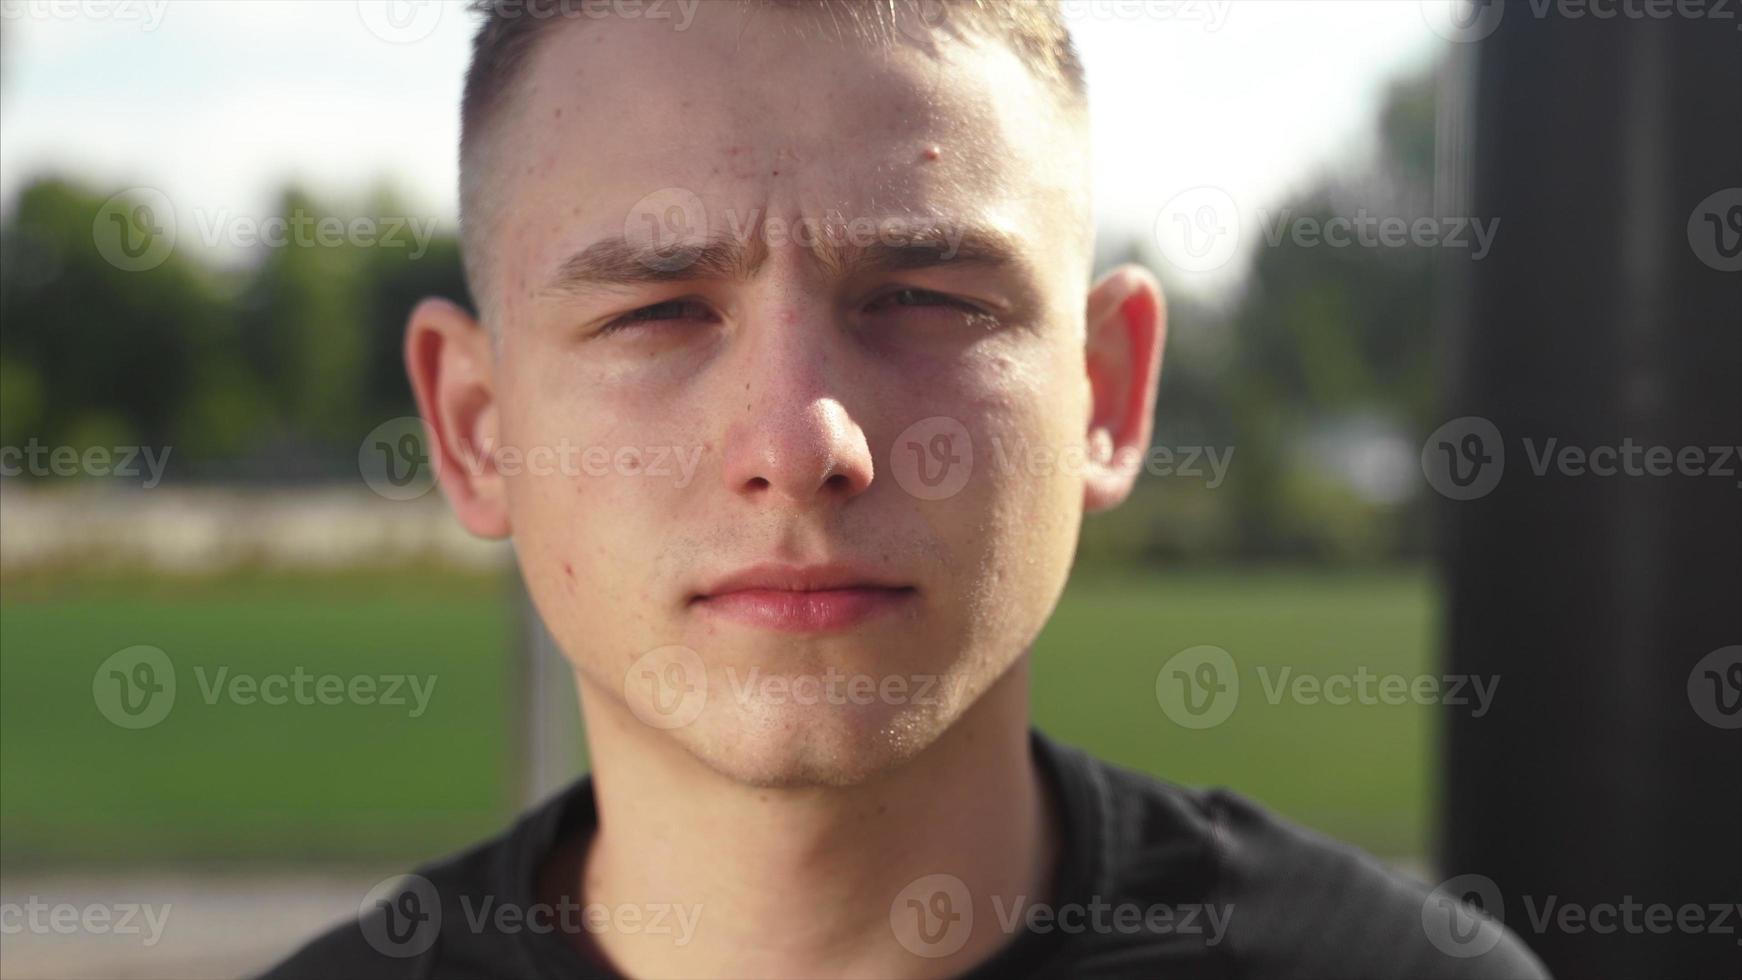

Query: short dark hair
<box><xmin>456</xmin><ymin>0</ymin><xmax>1086</xmax><ymax>318</ymax></box>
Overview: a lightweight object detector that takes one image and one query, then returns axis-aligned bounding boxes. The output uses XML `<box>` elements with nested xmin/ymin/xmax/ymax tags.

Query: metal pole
<box><xmin>1440</xmin><ymin>7</ymin><xmax>1741</xmax><ymax>979</ymax></box>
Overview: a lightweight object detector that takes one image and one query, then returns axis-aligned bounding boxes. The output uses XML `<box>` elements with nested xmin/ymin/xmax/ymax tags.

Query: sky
<box><xmin>0</xmin><ymin>0</ymin><xmax>1448</xmax><ymax>293</ymax></box>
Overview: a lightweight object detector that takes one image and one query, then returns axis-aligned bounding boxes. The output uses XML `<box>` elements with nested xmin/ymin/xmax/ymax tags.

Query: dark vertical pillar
<box><xmin>1439</xmin><ymin>5</ymin><xmax>1741</xmax><ymax>980</ymax></box>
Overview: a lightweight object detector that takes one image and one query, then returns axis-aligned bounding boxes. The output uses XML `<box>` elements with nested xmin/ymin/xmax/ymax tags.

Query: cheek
<box><xmin>899</xmin><ymin>333</ymin><xmax>1088</xmax><ymax>593</ymax></box>
<box><xmin>494</xmin><ymin>353</ymin><xmax>704</xmax><ymax>624</ymax></box>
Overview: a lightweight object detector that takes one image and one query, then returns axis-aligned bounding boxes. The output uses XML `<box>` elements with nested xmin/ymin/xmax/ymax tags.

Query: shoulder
<box><xmin>258</xmin><ymin>785</ymin><xmax>581</xmax><ymax>980</ymax></box>
<box><xmin>1074</xmin><ymin>748</ymin><xmax>1550</xmax><ymax>980</ymax></box>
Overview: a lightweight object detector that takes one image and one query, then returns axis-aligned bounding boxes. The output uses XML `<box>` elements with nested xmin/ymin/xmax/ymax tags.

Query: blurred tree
<box><xmin>0</xmin><ymin>180</ymin><xmax>232</xmax><ymax>455</ymax></box>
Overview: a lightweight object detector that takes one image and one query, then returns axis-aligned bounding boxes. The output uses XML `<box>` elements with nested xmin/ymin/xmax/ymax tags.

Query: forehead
<box><xmin>485</xmin><ymin>6</ymin><xmax>1087</xmax><ymax>304</ymax></box>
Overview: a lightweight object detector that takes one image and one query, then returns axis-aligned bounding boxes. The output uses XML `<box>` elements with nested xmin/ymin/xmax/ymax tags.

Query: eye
<box><xmin>599</xmin><ymin>298</ymin><xmax>716</xmax><ymax>335</ymax></box>
<box><xmin>865</xmin><ymin>287</ymin><xmax>979</xmax><ymax>314</ymax></box>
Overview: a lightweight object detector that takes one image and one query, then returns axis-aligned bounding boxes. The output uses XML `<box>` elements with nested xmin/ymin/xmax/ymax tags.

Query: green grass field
<box><xmin>1</xmin><ymin>566</ymin><xmax>1439</xmax><ymax>869</ymax></box>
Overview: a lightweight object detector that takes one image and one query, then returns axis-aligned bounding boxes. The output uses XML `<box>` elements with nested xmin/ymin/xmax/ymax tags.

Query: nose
<box><xmin>720</xmin><ymin>337</ymin><xmax>874</xmax><ymax>507</ymax></box>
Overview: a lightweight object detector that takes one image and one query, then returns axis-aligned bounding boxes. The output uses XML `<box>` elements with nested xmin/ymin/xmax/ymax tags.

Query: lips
<box><xmin>690</xmin><ymin>563</ymin><xmax>917</xmax><ymax>633</ymax></box>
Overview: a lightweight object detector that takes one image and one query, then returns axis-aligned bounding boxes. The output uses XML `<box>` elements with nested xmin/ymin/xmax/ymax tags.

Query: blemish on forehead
<box><xmin>922</xmin><ymin>144</ymin><xmax>942</xmax><ymax>162</ymax></box>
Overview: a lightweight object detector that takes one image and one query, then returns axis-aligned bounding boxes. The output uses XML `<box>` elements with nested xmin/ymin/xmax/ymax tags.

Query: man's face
<box><xmin>478</xmin><ymin>8</ymin><xmax>1097</xmax><ymax>786</ymax></box>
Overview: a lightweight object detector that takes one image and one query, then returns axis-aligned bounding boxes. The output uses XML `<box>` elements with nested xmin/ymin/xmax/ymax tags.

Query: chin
<box><xmin>676</xmin><ymin>690</ymin><xmax>960</xmax><ymax>789</ymax></box>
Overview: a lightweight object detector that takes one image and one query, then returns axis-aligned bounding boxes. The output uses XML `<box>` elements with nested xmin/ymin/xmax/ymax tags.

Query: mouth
<box><xmin>689</xmin><ymin>563</ymin><xmax>918</xmax><ymax>634</ymax></box>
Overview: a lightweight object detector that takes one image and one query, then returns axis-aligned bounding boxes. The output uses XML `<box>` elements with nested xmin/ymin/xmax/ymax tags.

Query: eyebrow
<box><xmin>540</xmin><ymin>220</ymin><xmax>1027</xmax><ymax>297</ymax></box>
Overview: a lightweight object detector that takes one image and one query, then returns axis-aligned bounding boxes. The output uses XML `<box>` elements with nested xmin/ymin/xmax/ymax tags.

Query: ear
<box><xmin>1082</xmin><ymin>264</ymin><xmax>1167</xmax><ymax>514</ymax></box>
<box><xmin>404</xmin><ymin>297</ymin><xmax>511</xmax><ymax>539</ymax></box>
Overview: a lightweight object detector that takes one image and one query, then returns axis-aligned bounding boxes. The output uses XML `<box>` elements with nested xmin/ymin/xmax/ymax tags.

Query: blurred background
<box><xmin>1</xmin><ymin>2</ymin><xmax>1736</xmax><ymax>978</ymax></box>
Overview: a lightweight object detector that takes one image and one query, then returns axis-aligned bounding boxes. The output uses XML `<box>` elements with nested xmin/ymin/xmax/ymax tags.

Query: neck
<box><xmin>565</xmin><ymin>657</ymin><xmax>1056</xmax><ymax>979</ymax></box>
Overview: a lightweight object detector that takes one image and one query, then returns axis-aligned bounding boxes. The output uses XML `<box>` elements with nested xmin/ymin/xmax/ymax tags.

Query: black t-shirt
<box><xmin>262</xmin><ymin>730</ymin><xmax>1549</xmax><ymax>979</ymax></box>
